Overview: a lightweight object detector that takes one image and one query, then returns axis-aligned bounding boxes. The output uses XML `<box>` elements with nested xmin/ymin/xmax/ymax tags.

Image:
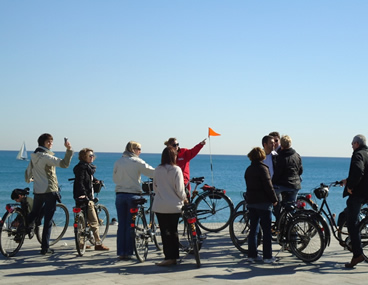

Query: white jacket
<box><xmin>152</xmin><ymin>164</ymin><xmax>186</xmax><ymax>214</ymax></box>
<box><xmin>113</xmin><ymin>155</ymin><xmax>154</xmax><ymax>194</ymax></box>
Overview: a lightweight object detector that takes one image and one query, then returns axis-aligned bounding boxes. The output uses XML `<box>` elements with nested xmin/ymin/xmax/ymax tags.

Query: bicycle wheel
<box><xmin>186</xmin><ymin>223</ymin><xmax>201</xmax><ymax>268</ymax></box>
<box><xmin>134</xmin><ymin>210</ymin><xmax>149</xmax><ymax>262</ymax></box>
<box><xmin>36</xmin><ymin>203</ymin><xmax>69</xmax><ymax>246</ymax></box>
<box><xmin>359</xmin><ymin>217</ymin><xmax>368</xmax><ymax>261</ymax></box>
<box><xmin>96</xmin><ymin>204</ymin><xmax>109</xmax><ymax>242</ymax></box>
<box><xmin>234</xmin><ymin>200</ymin><xmax>247</xmax><ymax>213</ymax></box>
<box><xmin>229</xmin><ymin>210</ymin><xmax>250</xmax><ymax>253</ymax></box>
<box><xmin>195</xmin><ymin>192</ymin><xmax>234</xmax><ymax>232</ymax></box>
<box><xmin>287</xmin><ymin>217</ymin><xmax>324</xmax><ymax>262</ymax></box>
<box><xmin>0</xmin><ymin>210</ymin><xmax>26</xmax><ymax>257</ymax></box>
<box><xmin>152</xmin><ymin>212</ymin><xmax>162</xmax><ymax>251</ymax></box>
<box><xmin>75</xmin><ymin>213</ymin><xmax>87</xmax><ymax>256</ymax></box>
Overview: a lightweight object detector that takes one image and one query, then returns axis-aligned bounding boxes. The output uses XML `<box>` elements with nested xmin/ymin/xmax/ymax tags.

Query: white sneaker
<box><xmin>263</xmin><ymin>257</ymin><xmax>277</xmax><ymax>264</ymax></box>
<box><xmin>248</xmin><ymin>256</ymin><xmax>263</xmax><ymax>262</ymax></box>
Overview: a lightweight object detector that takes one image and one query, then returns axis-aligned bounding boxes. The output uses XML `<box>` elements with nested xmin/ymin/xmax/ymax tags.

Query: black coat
<box><xmin>344</xmin><ymin>145</ymin><xmax>368</xmax><ymax>198</ymax></box>
<box><xmin>245</xmin><ymin>161</ymin><xmax>278</xmax><ymax>205</ymax></box>
<box><xmin>73</xmin><ymin>161</ymin><xmax>98</xmax><ymax>200</ymax></box>
<box><xmin>272</xmin><ymin>148</ymin><xmax>303</xmax><ymax>190</ymax></box>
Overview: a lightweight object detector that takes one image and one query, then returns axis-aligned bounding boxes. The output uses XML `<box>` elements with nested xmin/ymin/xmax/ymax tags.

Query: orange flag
<box><xmin>208</xmin><ymin>127</ymin><xmax>221</xmax><ymax>137</ymax></box>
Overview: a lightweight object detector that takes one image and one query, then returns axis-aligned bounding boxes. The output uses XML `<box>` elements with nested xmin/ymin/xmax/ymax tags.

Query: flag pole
<box><xmin>208</xmin><ymin>135</ymin><xmax>214</xmax><ymax>186</ymax></box>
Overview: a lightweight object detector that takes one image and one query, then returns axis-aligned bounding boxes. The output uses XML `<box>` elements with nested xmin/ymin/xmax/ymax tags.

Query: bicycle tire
<box><xmin>0</xmin><ymin>210</ymin><xmax>26</xmax><ymax>257</ymax></box>
<box><xmin>234</xmin><ymin>200</ymin><xmax>247</xmax><ymax>213</ymax></box>
<box><xmin>287</xmin><ymin>216</ymin><xmax>324</xmax><ymax>262</ymax></box>
<box><xmin>75</xmin><ymin>213</ymin><xmax>87</xmax><ymax>256</ymax></box>
<box><xmin>229</xmin><ymin>210</ymin><xmax>250</xmax><ymax>253</ymax></box>
<box><xmin>359</xmin><ymin>217</ymin><xmax>368</xmax><ymax>261</ymax></box>
<box><xmin>36</xmin><ymin>203</ymin><xmax>69</xmax><ymax>246</ymax></box>
<box><xmin>178</xmin><ymin>218</ymin><xmax>203</xmax><ymax>252</ymax></box>
<box><xmin>96</xmin><ymin>204</ymin><xmax>110</xmax><ymax>242</ymax></box>
<box><xmin>195</xmin><ymin>191</ymin><xmax>234</xmax><ymax>232</ymax></box>
<box><xmin>152</xmin><ymin>212</ymin><xmax>162</xmax><ymax>251</ymax></box>
<box><xmin>134</xmin><ymin>210</ymin><xmax>149</xmax><ymax>262</ymax></box>
<box><xmin>187</xmin><ymin>223</ymin><xmax>201</xmax><ymax>268</ymax></box>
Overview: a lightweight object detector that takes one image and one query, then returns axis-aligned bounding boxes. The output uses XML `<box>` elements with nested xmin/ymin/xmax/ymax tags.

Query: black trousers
<box><xmin>156</xmin><ymin>212</ymin><xmax>181</xmax><ymax>260</ymax></box>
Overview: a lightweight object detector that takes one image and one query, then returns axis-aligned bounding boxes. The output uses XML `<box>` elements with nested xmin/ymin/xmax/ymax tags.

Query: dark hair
<box><xmin>38</xmin><ymin>133</ymin><xmax>53</xmax><ymax>146</ymax></box>
<box><xmin>269</xmin><ymin>131</ymin><xmax>280</xmax><ymax>139</ymax></box>
<box><xmin>78</xmin><ymin>148</ymin><xmax>94</xmax><ymax>162</ymax></box>
<box><xmin>247</xmin><ymin>147</ymin><xmax>266</xmax><ymax>162</ymax></box>
<box><xmin>160</xmin><ymin>146</ymin><xmax>177</xmax><ymax>166</ymax></box>
<box><xmin>262</xmin><ymin>135</ymin><xmax>274</xmax><ymax>147</ymax></box>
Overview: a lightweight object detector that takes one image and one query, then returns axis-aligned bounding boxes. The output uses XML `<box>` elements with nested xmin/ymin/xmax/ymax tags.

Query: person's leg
<box><xmin>41</xmin><ymin>193</ymin><xmax>57</xmax><ymax>252</ymax></box>
<box><xmin>27</xmin><ymin>194</ymin><xmax>44</xmax><ymax>227</ymax></box>
<box><xmin>87</xmin><ymin>201</ymin><xmax>101</xmax><ymax>244</ymax></box>
<box><xmin>156</xmin><ymin>213</ymin><xmax>170</xmax><ymax>260</ymax></box>
<box><xmin>259</xmin><ymin>209</ymin><xmax>273</xmax><ymax>259</ymax></box>
<box><xmin>115</xmin><ymin>194</ymin><xmax>125</xmax><ymax>256</ymax></box>
<box><xmin>248</xmin><ymin>208</ymin><xmax>260</xmax><ymax>258</ymax></box>
<box><xmin>346</xmin><ymin>196</ymin><xmax>364</xmax><ymax>257</ymax></box>
<box><xmin>164</xmin><ymin>213</ymin><xmax>180</xmax><ymax>260</ymax></box>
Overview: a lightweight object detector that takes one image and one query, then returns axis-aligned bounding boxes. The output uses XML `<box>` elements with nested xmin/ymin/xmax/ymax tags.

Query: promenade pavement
<box><xmin>1</xmin><ymin>225</ymin><xmax>367</xmax><ymax>285</ymax></box>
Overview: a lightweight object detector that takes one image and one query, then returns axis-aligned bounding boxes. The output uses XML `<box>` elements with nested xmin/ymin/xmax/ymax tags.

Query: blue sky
<box><xmin>1</xmin><ymin>1</ymin><xmax>367</xmax><ymax>157</ymax></box>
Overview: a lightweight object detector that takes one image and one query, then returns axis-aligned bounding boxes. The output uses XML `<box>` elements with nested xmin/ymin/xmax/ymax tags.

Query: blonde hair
<box><xmin>125</xmin><ymin>141</ymin><xmax>141</xmax><ymax>153</ymax></box>
<box><xmin>280</xmin><ymin>135</ymin><xmax>292</xmax><ymax>149</ymax></box>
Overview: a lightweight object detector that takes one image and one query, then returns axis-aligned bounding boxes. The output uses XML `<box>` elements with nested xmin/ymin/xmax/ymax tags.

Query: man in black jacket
<box><xmin>342</xmin><ymin>134</ymin><xmax>368</xmax><ymax>268</ymax></box>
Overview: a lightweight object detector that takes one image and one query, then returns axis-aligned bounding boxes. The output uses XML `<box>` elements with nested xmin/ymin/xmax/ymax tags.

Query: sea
<box><xmin>0</xmin><ymin>151</ymin><xmax>351</xmax><ymax>225</ymax></box>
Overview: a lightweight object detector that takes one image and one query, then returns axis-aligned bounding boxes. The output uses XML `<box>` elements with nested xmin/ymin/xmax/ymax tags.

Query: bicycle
<box><xmin>0</xmin><ymin>187</ymin><xmax>69</xmax><ymax>257</ymax></box>
<box><xmin>130</xmin><ymin>195</ymin><xmax>161</xmax><ymax>262</ymax></box>
<box><xmin>187</xmin><ymin>177</ymin><xmax>234</xmax><ymax>232</ymax></box>
<box><xmin>297</xmin><ymin>182</ymin><xmax>368</xmax><ymax>253</ymax></box>
<box><xmin>229</xmin><ymin>191</ymin><xmax>325</xmax><ymax>262</ymax></box>
<box><xmin>72</xmin><ymin>181</ymin><xmax>110</xmax><ymax>256</ymax></box>
<box><xmin>180</xmin><ymin>202</ymin><xmax>201</xmax><ymax>268</ymax></box>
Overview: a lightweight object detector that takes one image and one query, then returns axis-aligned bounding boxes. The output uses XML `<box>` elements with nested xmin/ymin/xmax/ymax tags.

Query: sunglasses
<box><xmin>172</xmin><ymin>143</ymin><xmax>179</xmax><ymax>147</ymax></box>
<box><xmin>89</xmin><ymin>154</ymin><xmax>95</xmax><ymax>158</ymax></box>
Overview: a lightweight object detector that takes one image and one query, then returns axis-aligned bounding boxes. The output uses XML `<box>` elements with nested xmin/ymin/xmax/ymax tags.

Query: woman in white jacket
<box><xmin>153</xmin><ymin>146</ymin><xmax>187</xmax><ymax>266</ymax></box>
<box><xmin>113</xmin><ymin>141</ymin><xmax>154</xmax><ymax>260</ymax></box>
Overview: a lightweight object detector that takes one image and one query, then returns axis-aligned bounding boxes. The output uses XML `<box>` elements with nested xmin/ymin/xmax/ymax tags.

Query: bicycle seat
<box><xmin>132</xmin><ymin>197</ymin><xmax>147</xmax><ymax>206</ymax></box>
<box><xmin>190</xmin><ymin>177</ymin><xmax>205</xmax><ymax>184</ymax></box>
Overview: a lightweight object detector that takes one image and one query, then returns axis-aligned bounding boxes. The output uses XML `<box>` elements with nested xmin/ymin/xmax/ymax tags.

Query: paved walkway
<box><xmin>1</xmin><ymin>225</ymin><xmax>367</xmax><ymax>285</ymax></box>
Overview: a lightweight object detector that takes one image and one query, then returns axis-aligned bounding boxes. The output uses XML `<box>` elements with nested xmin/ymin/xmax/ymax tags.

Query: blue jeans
<box><xmin>248</xmin><ymin>207</ymin><xmax>273</xmax><ymax>259</ymax></box>
<box><xmin>27</xmin><ymin>192</ymin><xmax>57</xmax><ymax>251</ymax></box>
<box><xmin>115</xmin><ymin>193</ymin><xmax>141</xmax><ymax>256</ymax></box>
<box><xmin>346</xmin><ymin>195</ymin><xmax>366</xmax><ymax>257</ymax></box>
<box><xmin>273</xmin><ymin>185</ymin><xmax>299</xmax><ymax>219</ymax></box>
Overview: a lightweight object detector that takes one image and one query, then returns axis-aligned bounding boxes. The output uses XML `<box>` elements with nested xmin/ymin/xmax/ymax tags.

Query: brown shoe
<box><xmin>95</xmin><ymin>244</ymin><xmax>109</xmax><ymax>251</ymax></box>
<box><xmin>155</xmin><ymin>259</ymin><xmax>177</xmax><ymax>266</ymax></box>
<box><xmin>345</xmin><ymin>254</ymin><xmax>365</xmax><ymax>268</ymax></box>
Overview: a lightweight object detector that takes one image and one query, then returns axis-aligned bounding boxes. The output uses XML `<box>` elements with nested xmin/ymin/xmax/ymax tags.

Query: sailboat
<box><xmin>16</xmin><ymin>142</ymin><xmax>28</xmax><ymax>161</ymax></box>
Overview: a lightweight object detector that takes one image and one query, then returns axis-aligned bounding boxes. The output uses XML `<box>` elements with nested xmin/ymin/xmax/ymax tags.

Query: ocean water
<box><xmin>0</xmin><ymin>151</ymin><xmax>351</xmax><ymax>224</ymax></box>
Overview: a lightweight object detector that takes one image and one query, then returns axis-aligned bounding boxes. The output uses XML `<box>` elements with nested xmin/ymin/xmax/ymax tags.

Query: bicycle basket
<box><xmin>314</xmin><ymin>186</ymin><xmax>329</xmax><ymax>199</ymax></box>
<box><xmin>93</xmin><ymin>181</ymin><xmax>104</xmax><ymax>194</ymax></box>
<box><xmin>142</xmin><ymin>181</ymin><xmax>153</xmax><ymax>193</ymax></box>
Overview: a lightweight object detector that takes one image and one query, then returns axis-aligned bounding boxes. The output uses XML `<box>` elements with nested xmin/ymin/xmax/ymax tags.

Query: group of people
<box><xmin>22</xmin><ymin>131</ymin><xmax>368</xmax><ymax>268</ymax></box>
<box><xmin>245</xmin><ymin>132</ymin><xmax>368</xmax><ymax>268</ymax></box>
<box><xmin>23</xmin><ymin>133</ymin><xmax>205</xmax><ymax>266</ymax></box>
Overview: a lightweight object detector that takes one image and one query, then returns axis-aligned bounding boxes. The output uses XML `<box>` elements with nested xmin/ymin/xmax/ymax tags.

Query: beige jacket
<box><xmin>152</xmin><ymin>164</ymin><xmax>186</xmax><ymax>214</ymax></box>
<box><xmin>25</xmin><ymin>147</ymin><xmax>74</xmax><ymax>194</ymax></box>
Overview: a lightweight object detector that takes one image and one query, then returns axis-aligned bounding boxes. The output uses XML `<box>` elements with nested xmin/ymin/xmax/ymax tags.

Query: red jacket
<box><xmin>176</xmin><ymin>143</ymin><xmax>204</xmax><ymax>187</ymax></box>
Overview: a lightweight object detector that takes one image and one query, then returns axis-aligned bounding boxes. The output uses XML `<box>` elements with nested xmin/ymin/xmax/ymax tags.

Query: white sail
<box><xmin>16</xmin><ymin>142</ymin><xmax>28</xmax><ymax>160</ymax></box>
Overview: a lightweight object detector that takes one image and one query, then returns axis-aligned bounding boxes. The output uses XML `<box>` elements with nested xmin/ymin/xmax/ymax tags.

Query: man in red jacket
<box><xmin>164</xmin><ymin>137</ymin><xmax>206</xmax><ymax>189</ymax></box>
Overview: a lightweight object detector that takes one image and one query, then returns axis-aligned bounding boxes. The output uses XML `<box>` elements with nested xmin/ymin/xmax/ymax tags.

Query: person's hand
<box><xmin>184</xmin><ymin>199</ymin><xmax>189</xmax><ymax>204</ymax></box>
<box><xmin>200</xmin><ymin>139</ymin><xmax>206</xmax><ymax>145</ymax></box>
<box><xmin>347</xmin><ymin>188</ymin><xmax>353</xmax><ymax>195</ymax></box>
<box><xmin>341</xmin><ymin>179</ymin><xmax>347</xmax><ymax>186</ymax></box>
<box><xmin>273</xmin><ymin>201</ymin><xmax>278</xmax><ymax>206</ymax></box>
<box><xmin>78</xmin><ymin>195</ymin><xmax>86</xmax><ymax>199</ymax></box>
<box><xmin>65</xmin><ymin>140</ymin><xmax>72</xmax><ymax>150</ymax></box>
